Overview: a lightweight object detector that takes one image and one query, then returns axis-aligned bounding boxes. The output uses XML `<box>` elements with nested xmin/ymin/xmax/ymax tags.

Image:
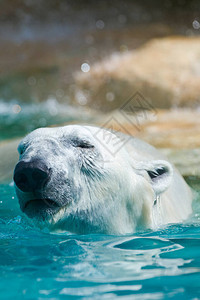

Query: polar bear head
<box><xmin>13</xmin><ymin>125</ymin><xmax>173</xmax><ymax>234</ymax></box>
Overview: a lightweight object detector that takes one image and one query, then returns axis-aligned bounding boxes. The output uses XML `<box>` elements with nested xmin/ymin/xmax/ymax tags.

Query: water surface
<box><xmin>1</xmin><ymin>181</ymin><xmax>200</xmax><ymax>299</ymax></box>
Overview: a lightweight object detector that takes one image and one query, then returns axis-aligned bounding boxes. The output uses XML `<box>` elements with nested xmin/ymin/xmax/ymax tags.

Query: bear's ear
<box><xmin>145</xmin><ymin>160</ymin><xmax>173</xmax><ymax>195</ymax></box>
<box><xmin>134</xmin><ymin>160</ymin><xmax>173</xmax><ymax>196</ymax></box>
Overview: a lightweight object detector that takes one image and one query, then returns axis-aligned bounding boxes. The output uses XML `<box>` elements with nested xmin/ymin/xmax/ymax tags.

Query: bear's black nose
<box><xmin>13</xmin><ymin>159</ymin><xmax>50</xmax><ymax>192</ymax></box>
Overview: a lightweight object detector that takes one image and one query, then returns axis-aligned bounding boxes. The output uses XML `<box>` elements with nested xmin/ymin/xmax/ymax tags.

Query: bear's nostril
<box><xmin>14</xmin><ymin>160</ymin><xmax>50</xmax><ymax>193</ymax></box>
<box><xmin>14</xmin><ymin>172</ymin><xmax>29</xmax><ymax>192</ymax></box>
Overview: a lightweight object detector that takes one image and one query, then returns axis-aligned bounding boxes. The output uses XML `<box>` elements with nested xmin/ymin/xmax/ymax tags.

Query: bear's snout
<box><xmin>13</xmin><ymin>159</ymin><xmax>50</xmax><ymax>193</ymax></box>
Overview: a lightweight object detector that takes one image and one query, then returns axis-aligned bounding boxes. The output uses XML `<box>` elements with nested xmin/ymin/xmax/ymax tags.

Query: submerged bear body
<box><xmin>13</xmin><ymin>125</ymin><xmax>193</xmax><ymax>234</ymax></box>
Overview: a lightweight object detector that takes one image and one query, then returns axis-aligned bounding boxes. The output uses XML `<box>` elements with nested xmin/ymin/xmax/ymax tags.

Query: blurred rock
<box><xmin>138</xmin><ymin>109</ymin><xmax>200</xmax><ymax>178</ymax></box>
<box><xmin>97</xmin><ymin>108</ymin><xmax>200</xmax><ymax>178</ymax></box>
<box><xmin>98</xmin><ymin>108</ymin><xmax>200</xmax><ymax>149</ymax></box>
<box><xmin>162</xmin><ymin>148</ymin><xmax>200</xmax><ymax>178</ymax></box>
<box><xmin>74</xmin><ymin>36</ymin><xmax>200</xmax><ymax>111</ymax></box>
<box><xmin>135</xmin><ymin>109</ymin><xmax>200</xmax><ymax>149</ymax></box>
<box><xmin>0</xmin><ymin>24</ymin><xmax>173</xmax><ymax>103</ymax></box>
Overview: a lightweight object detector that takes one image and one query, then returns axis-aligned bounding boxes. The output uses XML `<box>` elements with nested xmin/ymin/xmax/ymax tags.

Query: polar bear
<box><xmin>13</xmin><ymin>125</ymin><xmax>193</xmax><ymax>234</ymax></box>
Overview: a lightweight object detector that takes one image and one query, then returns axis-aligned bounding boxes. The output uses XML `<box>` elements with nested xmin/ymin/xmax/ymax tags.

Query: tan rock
<box><xmin>161</xmin><ymin>148</ymin><xmax>200</xmax><ymax>179</ymax></box>
<box><xmin>74</xmin><ymin>36</ymin><xmax>200</xmax><ymax>111</ymax></box>
<box><xmin>97</xmin><ymin>108</ymin><xmax>200</xmax><ymax>149</ymax></box>
<box><xmin>97</xmin><ymin>108</ymin><xmax>200</xmax><ymax>178</ymax></box>
<box><xmin>137</xmin><ymin>109</ymin><xmax>200</xmax><ymax>149</ymax></box>
<box><xmin>137</xmin><ymin>109</ymin><xmax>200</xmax><ymax>179</ymax></box>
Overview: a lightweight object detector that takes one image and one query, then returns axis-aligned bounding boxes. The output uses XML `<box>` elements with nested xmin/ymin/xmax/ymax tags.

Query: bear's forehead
<box><xmin>19</xmin><ymin>125</ymin><xmax>124</xmax><ymax>160</ymax></box>
<box><xmin>20</xmin><ymin>125</ymin><xmax>108</xmax><ymax>146</ymax></box>
<box><xmin>24</xmin><ymin>125</ymin><xmax>117</xmax><ymax>142</ymax></box>
<box><xmin>24</xmin><ymin>125</ymin><xmax>92</xmax><ymax>140</ymax></box>
<box><xmin>18</xmin><ymin>125</ymin><xmax>130</xmax><ymax>167</ymax></box>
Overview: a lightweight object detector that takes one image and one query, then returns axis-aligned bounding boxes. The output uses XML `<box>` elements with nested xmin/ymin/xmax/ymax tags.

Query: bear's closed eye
<box><xmin>74</xmin><ymin>140</ymin><xmax>94</xmax><ymax>149</ymax></box>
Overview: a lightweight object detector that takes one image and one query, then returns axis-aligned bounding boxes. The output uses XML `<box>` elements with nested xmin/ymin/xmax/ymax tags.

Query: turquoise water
<box><xmin>1</xmin><ymin>184</ymin><xmax>200</xmax><ymax>299</ymax></box>
<box><xmin>1</xmin><ymin>101</ymin><xmax>200</xmax><ymax>299</ymax></box>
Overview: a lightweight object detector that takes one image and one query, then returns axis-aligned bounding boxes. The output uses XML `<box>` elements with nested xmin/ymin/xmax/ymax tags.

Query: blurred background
<box><xmin>1</xmin><ymin>0</ymin><xmax>200</xmax><ymax>141</ymax></box>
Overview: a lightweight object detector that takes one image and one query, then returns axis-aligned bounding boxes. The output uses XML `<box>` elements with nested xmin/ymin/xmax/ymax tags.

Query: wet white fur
<box><xmin>16</xmin><ymin>125</ymin><xmax>193</xmax><ymax>234</ymax></box>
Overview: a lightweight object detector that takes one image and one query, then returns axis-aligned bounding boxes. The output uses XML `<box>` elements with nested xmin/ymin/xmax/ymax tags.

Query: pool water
<box><xmin>1</xmin><ymin>182</ymin><xmax>200</xmax><ymax>299</ymax></box>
